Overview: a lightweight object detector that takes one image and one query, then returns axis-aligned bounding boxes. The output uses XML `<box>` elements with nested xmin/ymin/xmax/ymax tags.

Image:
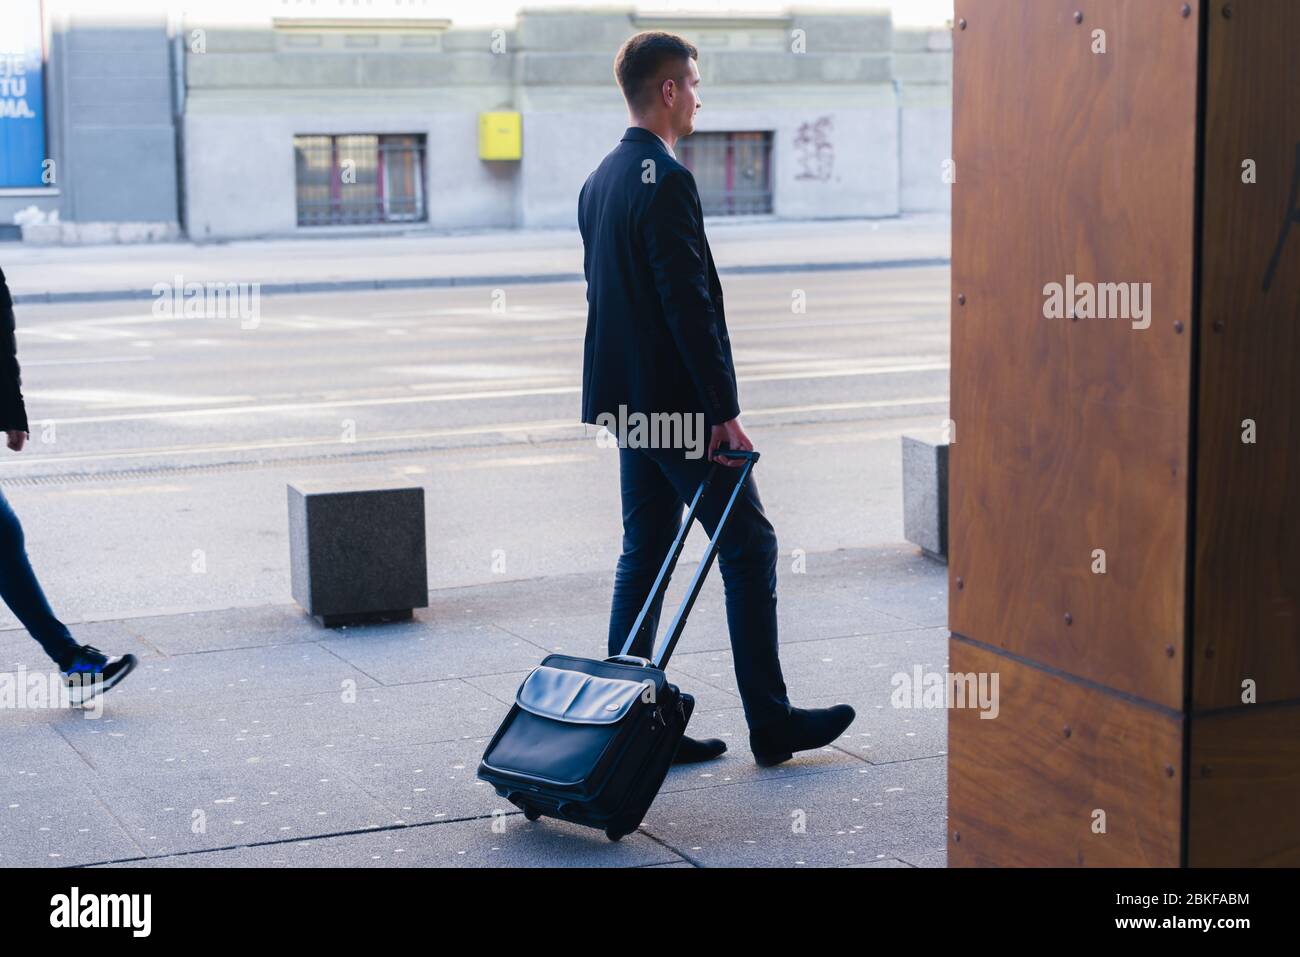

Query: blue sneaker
<box><xmin>61</xmin><ymin>645</ymin><xmax>137</xmax><ymax>705</ymax></box>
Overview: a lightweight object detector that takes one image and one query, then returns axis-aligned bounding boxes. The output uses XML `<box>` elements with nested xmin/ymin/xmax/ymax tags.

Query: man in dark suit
<box><xmin>0</xmin><ymin>266</ymin><xmax>137</xmax><ymax>704</ymax></box>
<box><xmin>577</xmin><ymin>32</ymin><xmax>856</xmax><ymax>767</ymax></box>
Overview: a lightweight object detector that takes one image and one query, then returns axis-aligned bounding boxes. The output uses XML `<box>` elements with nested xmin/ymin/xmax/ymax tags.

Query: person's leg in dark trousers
<box><xmin>608</xmin><ymin>443</ymin><xmax>792</xmax><ymax>732</ymax></box>
<box><xmin>0</xmin><ymin>487</ymin><xmax>79</xmax><ymax>669</ymax></box>
<box><xmin>607</xmin><ymin>445</ymin><xmax>683</xmax><ymax>660</ymax></box>
<box><xmin>643</xmin><ymin>446</ymin><xmax>792</xmax><ymax>732</ymax></box>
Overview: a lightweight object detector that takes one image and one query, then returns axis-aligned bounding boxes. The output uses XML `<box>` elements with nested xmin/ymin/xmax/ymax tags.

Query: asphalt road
<box><xmin>0</xmin><ymin>265</ymin><xmax>950</xmax><ymax>627</ymax></box>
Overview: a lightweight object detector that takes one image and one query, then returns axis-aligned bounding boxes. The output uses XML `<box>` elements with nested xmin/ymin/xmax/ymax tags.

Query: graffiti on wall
<box><xmin>794</xmin><ymin>116</ymin><xmax>834</xmax><ymax>182</ymax></box>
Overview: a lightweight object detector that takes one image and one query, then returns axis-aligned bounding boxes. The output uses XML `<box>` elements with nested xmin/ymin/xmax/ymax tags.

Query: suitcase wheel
<box><xmin>523</xmin><ymin>805</ymin><xmax>542</xmax><ymax>822</ymax></box>
<box><xmin>605</xmin><ymin>828</ymin><xmax>624</xmax><ymax>842</ymax></box>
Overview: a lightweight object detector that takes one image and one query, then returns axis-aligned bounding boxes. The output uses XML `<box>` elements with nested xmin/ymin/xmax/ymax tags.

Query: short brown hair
<box><xmin>614</xmin><ymin>32</ymin><xmax>698</xmax><ymax>112</ymax></box>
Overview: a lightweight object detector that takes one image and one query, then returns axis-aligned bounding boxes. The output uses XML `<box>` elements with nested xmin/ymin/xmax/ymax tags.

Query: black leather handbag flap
<box><xmin>515</xmin><ymin>665</ymin><xmax>649</xmax><ymax>725</ymax></box>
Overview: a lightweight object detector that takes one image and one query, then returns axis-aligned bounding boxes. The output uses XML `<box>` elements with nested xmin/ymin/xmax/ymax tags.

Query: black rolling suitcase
<box><xmin>477</xmin><ymin>449</ymin><xmax>760</xmax><ymax>841</ymax></box>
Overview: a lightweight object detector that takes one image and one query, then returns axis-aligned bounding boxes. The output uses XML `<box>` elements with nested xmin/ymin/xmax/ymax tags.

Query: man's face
<box><xmin>667</xmin><ymin>57</ymin><xmax>701</xmax><ymax>138</ymax></box>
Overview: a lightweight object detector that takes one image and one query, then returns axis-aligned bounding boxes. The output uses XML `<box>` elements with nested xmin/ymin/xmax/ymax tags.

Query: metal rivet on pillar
<box><xmin>1074</xmin><ymin>11</ymin><xmax>1084</xmax><ymax>24</ymax></box>
<box><xmin>1213</xmin><ymin>319</ymin><xmax>1224</xmax><ymax>332</ymax></box>
<box><xmin>1206</xmin><ymin>646</ymin><xmax>1216</xmax><ymax>659</ymax></box>
<box><xmin>1165</xmin><ymin>764</ymin><xmax>1175</xmax><ymax>778</ymax></box>
<box><xmin>953</xmin><ymin>830</ymin><xmax>961</xmax><ymax>842</ymax></box>
<box><xmin>1165</xmin><ymin>644</ymin><xmax>1176</xmax><ymax>658</ymax></box>
<box><xmin>958</xmin><ymin>18</ymin><xmax>967</xmax><ymax>30</ymax></box>
<box><xmin>1223</xmin><ymin>4</ymin><xmax>1233</xmax><ymax>18</ymax></box>
<box><xmin>1063</xmin><ymin>725</ymin><xmax>1072</xmax><ymax>738</ymax></box>
<box><xmin>1201</xmin><ymin>765</ymin><xmax>1213</xmax><ymax>777</ymax></box>
<box><xmin>1064</xmin><ymin>612</ymin><xmax>1073</xmax><ymax>625</ymax></box>
<box><xmin>957</xmin><ymin>293</ymin><xmax>966</xmax><ymax>306</ymax></box>
<box><xmin>1174</xmin><ymin>320</ymin><xmax>1185</xmax><ymax>333</ymax></box>
<box><xmin>1181</xmin><ymin>3</ymin><xmax>1192</xmax><ymax>17</ymax></box>
<box><xmin>956</xmin><ymin>577</ymin><xmax>964</xmax><ymax>590</ymax></box>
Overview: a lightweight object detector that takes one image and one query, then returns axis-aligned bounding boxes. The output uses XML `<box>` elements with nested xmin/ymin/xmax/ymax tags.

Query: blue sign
<box><xmin>0</xmin><ymin>0</ymin><xmax>47</xmax><ymax>188</ymax></box>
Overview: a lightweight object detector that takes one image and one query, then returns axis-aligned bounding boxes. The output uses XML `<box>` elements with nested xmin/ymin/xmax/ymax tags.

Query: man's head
<box><xmin>614</xmin><ymin>32</ymin><xmax>700</xmax><ymax>139</ymax></box>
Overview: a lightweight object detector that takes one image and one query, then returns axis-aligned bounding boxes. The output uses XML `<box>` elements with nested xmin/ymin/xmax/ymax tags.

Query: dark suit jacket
<box><xmin>0</xmin><ymin>267</ymin><xmax>29</xmax><ymax>433</ymax></box>
<box><xmin>578</xmin><ymin>126</ymin><xmax>740</xmax><ymax>431</ymax></box>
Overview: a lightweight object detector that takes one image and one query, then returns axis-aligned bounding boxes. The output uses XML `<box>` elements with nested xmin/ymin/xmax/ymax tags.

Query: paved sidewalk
<box><xmin>2</xmin><ymin>214</ymin><xmax>951</xmax><ymax>303</ymax></box>
<box><xmin>0</xmin><ymin>543</ymin><xmax>949</xmax><ymax>868</ymax></box>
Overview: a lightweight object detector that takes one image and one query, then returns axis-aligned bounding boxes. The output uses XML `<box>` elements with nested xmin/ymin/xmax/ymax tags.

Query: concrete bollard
<box><xmin>288</xmin><ymin>481</ymin><xmax>429</xmax><ymax>627</ymax></box>
<box><xmin>901</xmin><ymin>432</ymin><xmax>949</xmax><ymax>563</ymax></box>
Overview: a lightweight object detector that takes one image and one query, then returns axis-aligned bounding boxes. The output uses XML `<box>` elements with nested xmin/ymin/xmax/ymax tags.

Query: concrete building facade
<box><xmin>0</xmin><ymin>4</ymin><xmax>183</xmax><ymax>243</ymax></box>
<box><xmin>4</xmin><ymin>5</ymin><xmax>952</xmax><ymax>244</ymax></box>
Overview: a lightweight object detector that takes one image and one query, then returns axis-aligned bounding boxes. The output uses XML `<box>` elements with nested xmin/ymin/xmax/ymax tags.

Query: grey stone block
<box><xmin>90</xmin><ymin>756</ymin><xmax>404</xmax><ymax>859</ymax></box>
<box><xmin>787</xmin><ymin>11</ymin><xmax>893</xmax><ymax>53</ymax></box>
<box><xmin>515</xmin><ymin>9</ymin><xmax>634</xmax><ymax>53</ymax></box>
<box><xmin>0</xmin><ymin>784</ymin><xmax>144</xmax><ymax>867</ymax></box>
<box><xmin>103</xmin><ymin>814</ymin><xmax>684</xmax><ymax>868</ymax></box>
<box><xmin>894</xmin><ymin>27</ymin><xmax>954</xmax><ymax>54</ymax></box>
<box><xmin>317</xmin><ymin>620</ymin><xmax>547</xmax><ymax>684</ymax></box>
<box><xmin>318</xmin><ymin>738</ymin><xmax>502</xmax><ymax>820</ymax></box>
<box><xmin>55</xmin><ymin>679</ymin><xmax>506</xmax><ymax>776</ymax></box>
<box><xmin>638</xmin><ymin>757</ymin><xmax>947</xmax><ymax>868</ymax></box>
<box><xmin>894</xmin><ymin>50</ymin><xmax>953</xmax><ymax>86</ymax></box>
<box><xmin>901</xmin><ymin>433</ymin><xmax>949</xmax><ymax>562</ymax></box>
<box><xmin>517</xmin><ymin>51</ymin><xmax>617</xmax><ymax>86</ymax></box>
<box><xmin>288</xmin><ymin>481</ymin><xmax>428</xmax><ymax>626</ymax></box>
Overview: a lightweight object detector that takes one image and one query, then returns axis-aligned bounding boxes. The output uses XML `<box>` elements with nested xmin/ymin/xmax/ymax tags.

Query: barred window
<box><xmin>676</xmin><ymin>131</ymin><xmax>774</xmax><ymax>216</ymax></box>
<box><xmin>293</xmin><ymin>134</ymin><xmax>426</xmax><ymax>226</ymax></box>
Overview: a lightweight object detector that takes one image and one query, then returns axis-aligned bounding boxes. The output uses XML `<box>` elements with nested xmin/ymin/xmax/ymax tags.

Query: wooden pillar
<box><xmin>948</xmin><ymin>0</ymin><xmax>1299</xmax><ymax>866</ymax></box>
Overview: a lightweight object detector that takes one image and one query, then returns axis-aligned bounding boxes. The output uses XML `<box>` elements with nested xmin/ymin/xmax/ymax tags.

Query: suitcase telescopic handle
<box><xmin>615</xmin><ymin>449</ymin><xmax>760</xmax><ymax>671</ymax></box>
<box><xmin>606</xmin><ymin>655</ymin><xmax>651</xmax><ymax>667</ymax></box>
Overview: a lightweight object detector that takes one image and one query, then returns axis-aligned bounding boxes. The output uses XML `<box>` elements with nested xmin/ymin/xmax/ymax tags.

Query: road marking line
<box><xmin>22</xmin><ymin>356</ymin><xmax>156</xmax><ymax>367</ymax></box>
<box><xmin>0</xmin><ymin>395</ymin><xmax>949</xmax><ymax>470</ymax></box>
<box><xmin>34</xmin><ymin>364</ymin><xmax>950</xmax><ymax>424</ymax></box>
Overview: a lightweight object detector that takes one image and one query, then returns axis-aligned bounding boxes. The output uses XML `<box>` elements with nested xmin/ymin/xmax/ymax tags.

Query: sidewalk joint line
<box><xmin>73</xmin><ymin>809</ymin><xmax>522</xmax><ymax>868</ymax></box>
<box><xmin>634</xmin><ymin>828</ymin><xmax>704</xmax><ymax>868</ymax></box>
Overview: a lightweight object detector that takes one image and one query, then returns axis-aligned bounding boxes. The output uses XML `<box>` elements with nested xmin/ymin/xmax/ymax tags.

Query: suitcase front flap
<box><xmin>481</xmin><ymin>664</ymin><xmax>653</xmax><ymax>788</ymax></box>
<box><xmin>515</xmin><ymin>665</ymin><xmax>648</xmax><ymax>724</ymax></box>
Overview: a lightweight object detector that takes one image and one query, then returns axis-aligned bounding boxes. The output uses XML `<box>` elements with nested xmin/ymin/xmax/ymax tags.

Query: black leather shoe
<box><xmin>749</xmin><ymin>705</ymin><xmax>856</xmax><ymax>767</ymax></box>
<box><xmin>672</xmin><ymin>734</ymin><xmax>727</xmax><ymax>765</ymax></box>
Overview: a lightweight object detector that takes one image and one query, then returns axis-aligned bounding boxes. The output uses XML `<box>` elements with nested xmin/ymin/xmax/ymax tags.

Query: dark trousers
<box><xmin>606</xmin><ymin>444</ymin><xmax>791</xmax><ymax>731</ymax></box>
<box><xmin>0</xmin><ymin>488</ymin><xmax>78</xmax><ymax>669</ymax></box>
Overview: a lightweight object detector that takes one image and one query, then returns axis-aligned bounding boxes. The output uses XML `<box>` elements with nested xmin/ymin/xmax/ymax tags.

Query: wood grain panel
<box><xmin>1188</xmin><ymin>704</ymin><xmax>1300</xmax><ymax>866</ymax></box>
<box><xmin>1193</xmin><ymin>0</ymin><xmax>1300</xmax><ymax>708</ymax></box>
<box><xmin>948</xmin><ymin>640</ymin><xmax>1183</xmax><ymax>867</ymax></box>
<box><xmin>950</xmin><ymin>0</ymin><xmax>1200</xmax><ymax>708</ymax></box>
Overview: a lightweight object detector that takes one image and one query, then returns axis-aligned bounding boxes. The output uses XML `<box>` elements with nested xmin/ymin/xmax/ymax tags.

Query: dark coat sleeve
<box><xmin>578</xmin><ymin>178</ymin><xmax>591</xmax><ymax>291</ymax></box>
<box><xmin>642</xmin><ymin>168</ymin><xmax>741</xmax><ymax>424</ymax></box>
<box><xmin>0</xmin><ymin>267</ymin><xmax>30</xmax><ymax>434</ymax></box>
